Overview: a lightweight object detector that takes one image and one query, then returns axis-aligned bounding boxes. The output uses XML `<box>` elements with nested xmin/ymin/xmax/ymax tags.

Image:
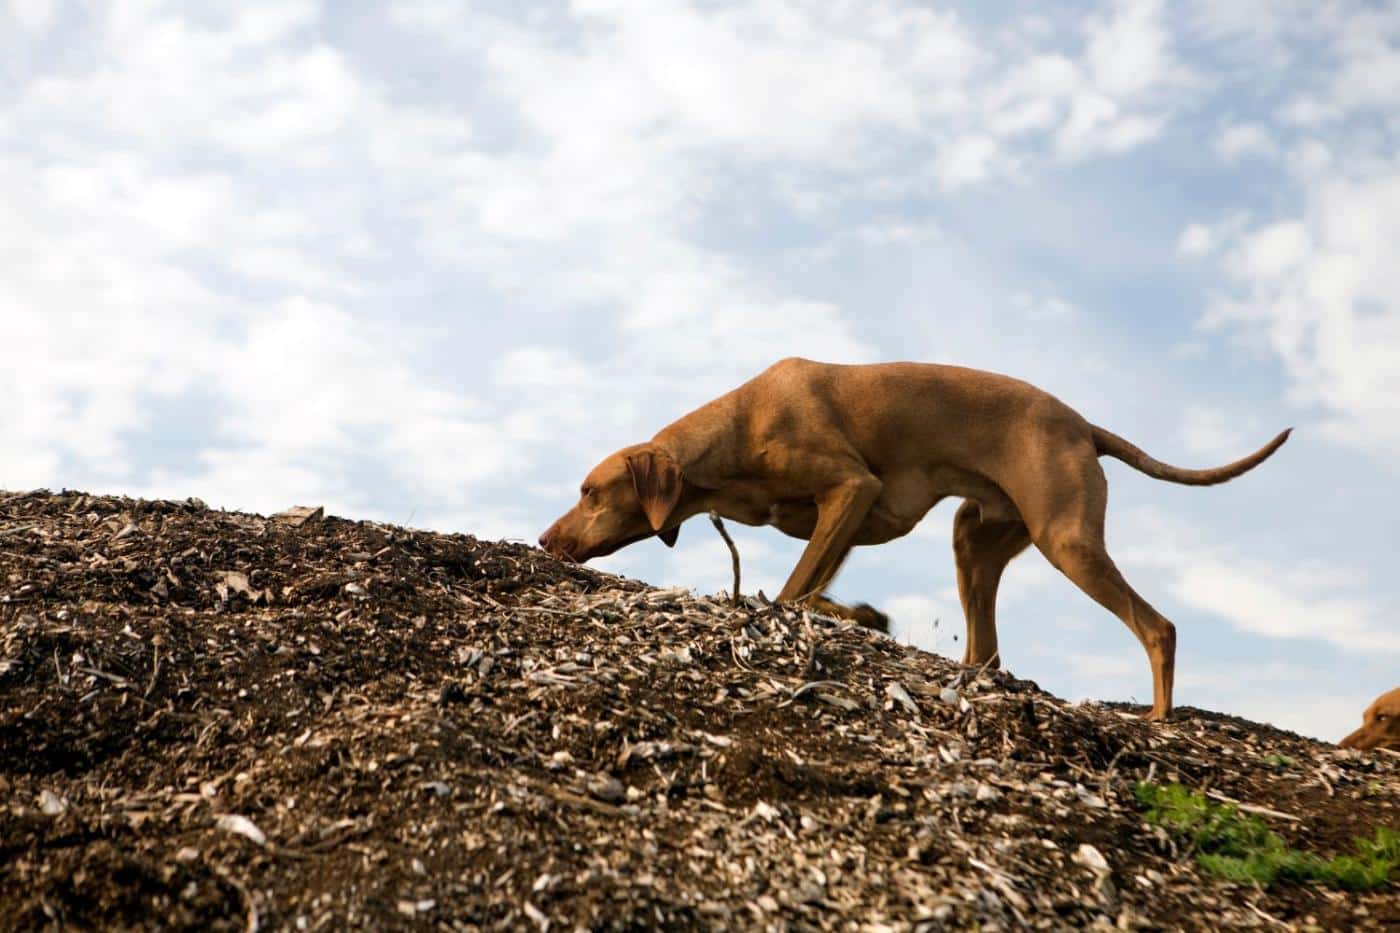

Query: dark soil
<box><xmin>1</xmin><ymin>489</ymin><xmax>1395</xmax><ymax>931</ymax></box>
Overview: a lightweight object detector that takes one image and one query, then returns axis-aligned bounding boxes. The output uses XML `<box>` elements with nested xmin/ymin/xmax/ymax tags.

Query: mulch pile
<box><xmin>1</xmin><ymin>489</ymin><xmax>1396</xmax><ymax>931</ymax></box>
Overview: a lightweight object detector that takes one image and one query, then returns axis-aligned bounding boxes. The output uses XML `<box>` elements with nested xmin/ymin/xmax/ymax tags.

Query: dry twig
<box><xmin>708</xmin><ymin>511</ymin><xmax>741</xmax><ymax>605</ymax></box>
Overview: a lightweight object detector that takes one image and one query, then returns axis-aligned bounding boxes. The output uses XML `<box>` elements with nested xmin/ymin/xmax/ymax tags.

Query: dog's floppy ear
<box><xmin>625</xmin><ymin>447</ymin><xmax>683</xmax><ymax>537</ymax></box>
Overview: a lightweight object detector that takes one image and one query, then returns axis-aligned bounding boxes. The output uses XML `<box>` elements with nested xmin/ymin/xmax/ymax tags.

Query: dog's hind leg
<box><xmin>1021</xmin><ymin>456</ymin><xmax>1177</xmax><ymax>720</ymax></box>
<box><xmin>952</xmin><ymin>500</ymin><xmax>1031</xmax><ymax>667</ymax></box>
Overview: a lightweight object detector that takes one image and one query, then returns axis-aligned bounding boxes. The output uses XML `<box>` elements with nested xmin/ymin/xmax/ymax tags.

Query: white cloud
<box><xmin>0</xmin><ymin>194</ymin><xmax>226</xmax><ymax>487</ymax></box>
<box><xmin>851</xmin><ymin>220</ymin><xmax>944</xmax><ymax>246</ymax></box>
<box><xmin>1214</xmin><ymin>122</ymin><xmax>1278</xmax><ymax>162</ymax></box>
<box><xmin>1085</xmin><ymin>0</ymin><xmax>1177</xmax><ymax>98</ymax></box>
<box><xmin>987</xmin><ymin>54</ymin><xmax>1079</xmax><ymax>137</ymax></box>
<box><xmin>453</xmin><ymin>0</ymin><xmax>981</xmax><ymax>177</ymax></box>
<box><xmin>1170</xmin><ymin>561</ymin><xmax>1399</xmax><ymax>653</ymax></box>
<box><xmin>885</xmin><ymin>593</ymin><xmax>958</xmax><ymax>651</ymax></box>
<box><xmin>933</xmin><ymin>134</ymin><xmax>1002</xmax><ymax>189</ymax></box>
<box><xmin>1177</xmin><ymin>212</ymin><xmax>1251</xmax><ymax>257</ymax></box>
<box><xmin>655</xmin><ymin>527</ymin><xmax>792</xmax><ymax>601</ymax></box>
<box><xmin>1178</xmin><ymin>405</ymin><xmax>1246</xmax><ymax>458</ymax></box>
<box><xmin>1172</xmin><ymin>661</ymin><xmax>1385</xmax><ymax>741</ymax></box>
<box><xmin>494</xmin><ymin>347</ymin><xmax>601</xmax><ymax>391</ymax></box>
<box><xmin>14</xmin><ymin>3</ymin><xmax>351</xmax><ymax>157</ymax></box>
<box><xmin>1251</xmin><ymin>692</ymin><xmax>1390</xmax><ymax>744</ymax></box>
<box><xmin>1056</xmin><ymin>99</ymin><xmax>1164</xmax><ymax>157</ymax></box>
<box><xmin>1049</xmin><ymin>0</ymin><xmax>1187</xmax><ymax>158</ymax></box>
<box><xmin>1311</xmin><ymin>13</ymin><xmax>1400</xmax><ymax>119</ymax></box>
<box><xmin>206</xmin><ymin>300</ymin><xmax>510</xmax><ymax>502</ymax></box>
<box><xmin>1053</xmin><ymin>647</ymin><xmax>1387</xmax><ymax>741</ymax></box>
<box><xmin>1000</xmin><ymin>556</ymin><xmax>1061</xmax><ymax>600</ymax></box>
<box><xmin>1178</xmin><ymin>224</ymin><xmax>1215</xmax><ymax>257</ymax></box>
<box><xmin>1012</xmin><ymin>291</ymin><xmax>1079</xmax><ymax>320</ymax></box>
<box><xmin>981</xmin><ymin>0</ymin><xmax>1187</xmax><ymax>163</ymax></box>
<box><xmin>1115</xmin><ymin>508</ymin><xmax>1400</xmax><ymax>656</ymax></box>
<box><xmin>1276</xmin><ymin>95</ymin><xmax>1341</xmax><ymax>128</ymax></box>
<box><xmin>1285</xmin><ymin>138</ymin><xmax>1333</xmax><ymax>179</ymax></box>
<box><xmin>1174</xmin><ymin>660</ymin><xmax>1318</xmax><ymax>693</ymax></box>
<box><xmin>1201</xmin><ymin>165</ymin><xmax>1400</xmax><ymax>457</ymax></box>
<box><xmin>0</xmin><ymin>4</ymin><xmax>518</xmax><ymax>530</ymax></box>
<box><xmin>1066</xmin><ymin>651</ymin><xmax>1140</xmax><ymax>683</ymax></box>
<box><xmin>6</xmin><ymin>0</ymin><xmax>54</xmax><ymax>31</ymax></box>
<box><xmin>139</xmin><ymin>448</ymin><xmax>347</xmax><ymax>520</ymax></box>
<box><xmin>351</xmin><ymin>1</ymin><xmax>1211</xmax><ymax>490</ymax></box>
<box><xmin>1230</xmin><ymin>220</ymin><xmax>1311</xmax><ymax>281</ymax></box>
<box><xmin>409</xmin><ymin>0</ymin><xmax>1194</xmax><ymax>242</ymax></box>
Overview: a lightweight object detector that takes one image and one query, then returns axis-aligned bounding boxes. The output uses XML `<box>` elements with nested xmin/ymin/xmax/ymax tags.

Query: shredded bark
<box><xmin>1</xmin><ymin>489</ymin><xmax>1395</xmax><ymax>931</ymax></box>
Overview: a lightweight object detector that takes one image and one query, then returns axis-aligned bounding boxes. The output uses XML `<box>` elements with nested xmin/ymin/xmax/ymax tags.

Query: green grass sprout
<box><xmin>1135</xmin><ymin>782</ymin><xmax>1398</xmax><ymax>890</ymax></box>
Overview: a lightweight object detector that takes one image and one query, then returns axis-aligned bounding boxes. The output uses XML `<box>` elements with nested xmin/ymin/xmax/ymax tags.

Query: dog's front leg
<box><xmin>775</xmin><ymin>474</ymin><xmax>882</xmax><ymax>605</ymax></box>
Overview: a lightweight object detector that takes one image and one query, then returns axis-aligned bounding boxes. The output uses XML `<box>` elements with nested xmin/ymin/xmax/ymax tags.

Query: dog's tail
<box><xmin>1092</xmin><ymin>425</ymin><xmax>1292</xmax><ymax>486</ymax></box>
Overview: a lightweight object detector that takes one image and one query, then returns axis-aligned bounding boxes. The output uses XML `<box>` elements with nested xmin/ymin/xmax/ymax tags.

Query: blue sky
<box><xmin>3</xmin><ymin>0</ymin><xmax>1398</xmax><ymax>740</ymax></box>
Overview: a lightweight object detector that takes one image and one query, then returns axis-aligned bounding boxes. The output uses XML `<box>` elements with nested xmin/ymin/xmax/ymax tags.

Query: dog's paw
<box><xmin>849</xmin><ymin>602</ymin><xmax>890</xmax><ymax>634</ymax></box>
<box><xmin>796</xmin><ymin>595</ymin><xmax>890</xmax><ymax>634</ymax></box>
<box><xmin>802</xmin><ymin>595</ymin><xmax>890</xmax><ymax>634</ymax></box>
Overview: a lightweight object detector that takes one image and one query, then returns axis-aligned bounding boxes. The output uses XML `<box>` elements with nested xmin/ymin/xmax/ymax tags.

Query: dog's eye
<box><xmin>580</xmin><ymin>486</ymin><xmax>594</xmax><ymax>499</ymax></box>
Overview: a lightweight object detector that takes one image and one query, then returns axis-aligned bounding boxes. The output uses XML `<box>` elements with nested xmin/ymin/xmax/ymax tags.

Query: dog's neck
<box><xmin>651</xmin><ymin>393</ymin><xmax>765</xmax><ymax>529</ymax></box>
<box><xmin>651</xmin><ymin>390</ymin><xmax>746</xmax><ymax>490</ymax></box>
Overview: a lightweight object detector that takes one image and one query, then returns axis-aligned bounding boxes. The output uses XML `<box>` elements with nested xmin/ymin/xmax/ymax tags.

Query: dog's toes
<box><xmin>1141</xmin><ymin>706</ymin><xmax>1171</xmax><ymax>723</ymax></box>
<box><xmin>850</xmin><ymin>602</ymin><xmax>890</xmax><ymax>634</ymax></box>
<box><xmin>798</xmin><ymin>595</ymin><xmax>889</xmax><ymax>633</ymax></box>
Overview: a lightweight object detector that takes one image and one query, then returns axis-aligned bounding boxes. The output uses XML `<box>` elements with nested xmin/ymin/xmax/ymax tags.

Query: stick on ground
<box><xmin>708</xmin><ymin>511</ymin><xmax>741</xmax><ymax>606</ymax></box>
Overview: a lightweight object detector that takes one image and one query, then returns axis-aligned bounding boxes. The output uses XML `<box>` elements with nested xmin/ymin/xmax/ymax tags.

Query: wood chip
<box><xmin>271</xmin><ymin>506</ymin><xmax>324</xmax><ymax>528</ymax></box>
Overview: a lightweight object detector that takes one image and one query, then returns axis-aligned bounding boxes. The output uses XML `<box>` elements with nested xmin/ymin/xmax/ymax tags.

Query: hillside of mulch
<box><xmin>1</xmin><ymin>490</ymin><xmax>1396</xmax><ymax>932</ymax></box>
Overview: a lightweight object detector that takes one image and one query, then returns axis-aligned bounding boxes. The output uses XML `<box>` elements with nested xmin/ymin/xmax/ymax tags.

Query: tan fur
<box><xmin>1338</xmin><ymin>688</ymin><xmax>1400</xmax><ymax>750</ymax></box>
<box><xmin>539</xmin><ymin>358</ymin><xmax>1290</xmax><ymax>721</ymax></box>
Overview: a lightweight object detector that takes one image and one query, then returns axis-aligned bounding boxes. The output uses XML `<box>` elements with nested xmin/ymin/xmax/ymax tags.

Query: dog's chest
<box><xmin>710</xmin><ymin>480</ymin><xmax>786</xmax><ymax>527</ymax></box>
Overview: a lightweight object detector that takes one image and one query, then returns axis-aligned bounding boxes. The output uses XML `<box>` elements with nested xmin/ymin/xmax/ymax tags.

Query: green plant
<box><xmin>1134</xmin><ymin>782</ymin><xmax>1399</xmax><ymax>891</ymax></box>
<box><xmin>1262</xmin><ymin>753</ymin><xmax>1293</xmax><ymax>769</ymax></box>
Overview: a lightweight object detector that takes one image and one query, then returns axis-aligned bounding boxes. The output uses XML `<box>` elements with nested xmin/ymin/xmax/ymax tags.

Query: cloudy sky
<box><xmin>4</xmin><ymin>0</ymin><xmax>1398</xmax><ymax>741</ymax></box>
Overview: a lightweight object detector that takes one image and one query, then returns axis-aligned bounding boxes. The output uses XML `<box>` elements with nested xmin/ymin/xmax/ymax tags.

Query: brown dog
<box><xmin>539</xmin><ymin>358</ymin><xmax>1289</xmax><ymax>720</ymax></box>
<box><xmin>1338</xmin><ymin>688</ymin><xmax>1400</xmax><ymax>750</ymax></box>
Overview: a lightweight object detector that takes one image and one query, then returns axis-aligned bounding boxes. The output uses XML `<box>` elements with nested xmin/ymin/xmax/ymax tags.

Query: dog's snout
<box><xmin>539</xmin><ymin>522</ymin><xmax>572</xmax><ymax>559</ymax></box>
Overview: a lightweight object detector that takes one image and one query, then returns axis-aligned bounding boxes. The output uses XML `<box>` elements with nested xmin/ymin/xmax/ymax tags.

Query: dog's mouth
<box><xmin>1338</xmin><ymin>725</ymin><xmax>1384</xmax><ymax>750</ymax></box>
<box><xmin>570</xmin><ymin>529</ymin><xmax>658</xmax><ymax>563</ymax></box>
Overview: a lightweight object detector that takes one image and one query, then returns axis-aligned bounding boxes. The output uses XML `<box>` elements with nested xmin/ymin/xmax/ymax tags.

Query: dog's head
<box><xmin>1338</xmin><ymin>687</ymin><xmax>1400</xmax><ymax>751</ymax></box>
<box><xmin>539</xmin><ymin>443</ymin><xmax>687</xmax><ymax>563</ymax></box>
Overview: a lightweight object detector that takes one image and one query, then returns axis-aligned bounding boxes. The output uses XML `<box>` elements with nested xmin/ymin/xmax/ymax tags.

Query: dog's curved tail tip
<box><xmin>1093</xmin><ymin>425</ymin><xmax>1292</xmax><ymax>486</ymax></box>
